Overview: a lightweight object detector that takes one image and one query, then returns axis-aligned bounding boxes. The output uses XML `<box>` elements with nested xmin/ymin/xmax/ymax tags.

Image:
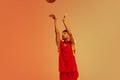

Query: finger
<box><xmin>62</xmin><ymin>15</ymin><xmax>64</xmax><ymax>17</ymax></box>
<box><xmin>63</xmin><ymin>13</ymin><xmax>68</xmax><ymax>19</ymax></box>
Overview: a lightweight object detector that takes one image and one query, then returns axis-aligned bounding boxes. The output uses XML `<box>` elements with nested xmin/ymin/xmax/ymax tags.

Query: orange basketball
<box><xmin>46</xmin><ymin>0</ymin><xmax>56</xmax><ymax>3</ymax></box>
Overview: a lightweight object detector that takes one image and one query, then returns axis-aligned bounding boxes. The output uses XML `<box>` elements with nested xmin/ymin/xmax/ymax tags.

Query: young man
<box><xmin>49</xmin><ymin>14</ymin><xmax>80</xmax><ymax>80</ymax></box>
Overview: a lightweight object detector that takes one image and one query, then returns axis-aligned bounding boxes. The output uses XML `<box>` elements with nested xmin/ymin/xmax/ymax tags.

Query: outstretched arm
<box><xmin>62</xmin><ymin>15</ymin><xmax>75</xmax><ymax>45</ymax></box>
<box><xmin>49</xmin><ymin>14</ymin><xmax>61</xmax><ymax>49</ymax></box>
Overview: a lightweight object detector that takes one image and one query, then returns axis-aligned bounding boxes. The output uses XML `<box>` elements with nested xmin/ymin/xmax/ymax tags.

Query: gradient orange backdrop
<box><xmin>0</xmin><ymin>0</ymin><xmax>120</xmax><ymax>80</ymax></box>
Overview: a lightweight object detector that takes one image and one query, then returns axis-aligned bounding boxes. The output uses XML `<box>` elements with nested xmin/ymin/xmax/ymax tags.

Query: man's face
<box><xmin>62</xmin><ymin>32</ymin><xmax>70</xmax><ymax>40</ymax></box>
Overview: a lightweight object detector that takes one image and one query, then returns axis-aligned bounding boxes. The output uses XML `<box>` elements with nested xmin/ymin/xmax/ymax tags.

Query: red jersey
<box><xmin>59</xmin><ymin>40</ymin><xmax>78</xmax><ymax>72</ymax></box>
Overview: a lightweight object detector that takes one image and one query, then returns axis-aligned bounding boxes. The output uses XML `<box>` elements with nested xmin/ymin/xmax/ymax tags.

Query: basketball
<box><xmin>46</xmin><ymin>0</ymin><xmax>56</xmax><ymax>3</ymax></box>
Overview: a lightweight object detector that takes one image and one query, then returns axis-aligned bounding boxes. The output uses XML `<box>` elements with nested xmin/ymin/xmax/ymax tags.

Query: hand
<box><xmin>63</xmin><ymin>13</ymin><xmax>68</xmax><ymax>22</ymax></box>
<box><xmin>49</xmin><ymin>14</ymin><xmax>56</xmax><ymax>20</ymax></box>
<box><xmin>63</xmin><ymin>16</ymin><xmax>65</xmax><ymax>22</ymax></box>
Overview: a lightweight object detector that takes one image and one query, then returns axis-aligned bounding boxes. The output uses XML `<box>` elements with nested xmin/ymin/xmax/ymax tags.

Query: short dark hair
<box><xmin>62</xmin><ymin>30</ymin><xmax>68</xmax><ymax>32</ymax></box>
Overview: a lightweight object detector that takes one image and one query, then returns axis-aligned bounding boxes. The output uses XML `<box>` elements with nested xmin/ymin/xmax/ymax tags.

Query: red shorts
<box><xmin>60</xmin><ymin>71</ymin><xmax>80</xmax><ymax>80</ymax></box>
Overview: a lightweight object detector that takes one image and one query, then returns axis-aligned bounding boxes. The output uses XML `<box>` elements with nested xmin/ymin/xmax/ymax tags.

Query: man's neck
<box><xmin>64</xmin><ymin>39</ymin><xmax>70</xmax><ymax>44</ymax></box>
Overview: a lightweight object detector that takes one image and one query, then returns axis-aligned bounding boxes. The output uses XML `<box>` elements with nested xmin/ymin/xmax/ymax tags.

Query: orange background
<box><xmin>0</xmin><ymin>0</ymin><xmax>120</xmax><ymax>80</ymax></box>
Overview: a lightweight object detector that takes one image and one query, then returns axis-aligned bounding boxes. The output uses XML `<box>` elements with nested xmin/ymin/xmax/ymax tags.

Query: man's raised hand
<box><xmin>49</xmin><ymin>14</ymin><xmax>56</xmax><ymax>20</ymax></box>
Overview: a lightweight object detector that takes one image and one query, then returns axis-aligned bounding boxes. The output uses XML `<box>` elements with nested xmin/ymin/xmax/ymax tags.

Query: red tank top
<box><xmin>59</xmin><ymin>40</ymin><xmax>78</xmax><ymax>72</ymax></box>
